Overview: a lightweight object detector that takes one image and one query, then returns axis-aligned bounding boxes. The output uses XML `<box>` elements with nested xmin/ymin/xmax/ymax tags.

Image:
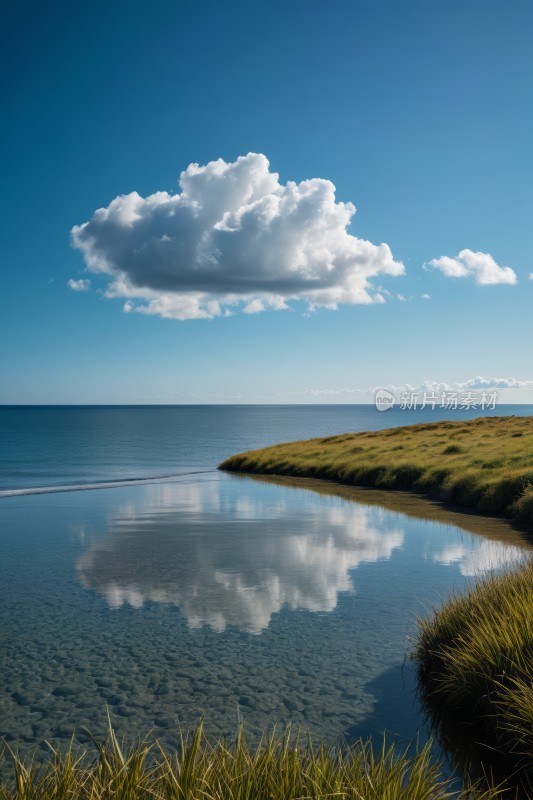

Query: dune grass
<box><xmin>0</xmin><ymin>720</ymin><xmax>501</xmax><ymax>800</ymax></box>
<box><xmin>220</xmin><ymin>416</ymin><xmax>533</xmax><ymax>527</ymax></box>
<box><xmin>413</xmin><ymin>558</ymin><xmax>533</xmax><ymax>796</ymax></box>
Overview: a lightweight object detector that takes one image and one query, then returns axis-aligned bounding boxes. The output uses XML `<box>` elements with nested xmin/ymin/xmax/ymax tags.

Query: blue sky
<box><xmin>2</xmin><ymin>0</ymin><xmax>532</xmax><ymax>403</ymax></box>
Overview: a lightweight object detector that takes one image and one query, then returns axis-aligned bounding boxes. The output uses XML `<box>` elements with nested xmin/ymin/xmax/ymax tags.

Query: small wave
<box><xmin>0</xmin><ymin>470</ymin><xmax>218</xmax><ymax>498</ymax></box>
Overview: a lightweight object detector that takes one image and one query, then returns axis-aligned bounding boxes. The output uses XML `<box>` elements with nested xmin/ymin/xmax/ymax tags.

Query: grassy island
<box><xmin>220</xmin><ymin>415</ymin><xmax>533</xmax><ymax>527</ymax></box>
<box><xmin>414</xmin><ymin>559</ymin><xmax>533</xmax><ymax>796</ymax></box>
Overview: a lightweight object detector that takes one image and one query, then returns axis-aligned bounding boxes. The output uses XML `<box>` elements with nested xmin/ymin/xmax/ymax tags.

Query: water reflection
<box><xmin>77</xmin><ymin>479</ymin><xmax>404</xmax><ymax>633</ymax></box>
<box><xmin>432</xmin><ymin>539</ymin><xmax>526</xmax><ymax>576</ymax></box>
<box><xmin>76</xmin><ymin>477</ymin><xmax>528</xmax><ymax>634</ymax></box>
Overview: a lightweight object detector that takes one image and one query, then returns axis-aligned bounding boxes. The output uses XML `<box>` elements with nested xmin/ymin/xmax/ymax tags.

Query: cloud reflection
<box><xmin>432</xmin><ymin>538</ymin><xmax>526</xmax><ymax>576</ymax></box>
<box><xmin>76</xmin><ymin>480</ymin><xmax>404</xmax><ymax>633</ymax></box>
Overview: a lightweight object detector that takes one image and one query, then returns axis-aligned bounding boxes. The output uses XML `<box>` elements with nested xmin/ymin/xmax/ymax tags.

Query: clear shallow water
<box><xmin>0</xmin><ymin>406</ymin><xmax>532</xmax><ymax>773</ymax></box>
<box><xmin>0</xmin><ymin>471</ymin><xmax>530</xmax><ymax>764</ymax></box>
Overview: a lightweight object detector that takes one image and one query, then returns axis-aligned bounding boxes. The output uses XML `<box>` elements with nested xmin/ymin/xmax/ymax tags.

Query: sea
<box><xmin>1</xmin><ymin>404</ymin><xmax>532</xmax><ymax>777</ymax></box>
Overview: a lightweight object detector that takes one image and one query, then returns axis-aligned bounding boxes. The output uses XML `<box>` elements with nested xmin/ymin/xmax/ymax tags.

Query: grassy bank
<box><xmin>0</xmin><ymin>722</ymin><xmax>499</xmax><ymax>800</ymax></box>
<box><xmin>220</xmin><ymin>416</ymin><xmax>533</xmax><ymax>527</ymax></box>
<box><xmin>414</xmin><ymin>559</ymin><xmax>533</xmax><ymax>796</ymax></box>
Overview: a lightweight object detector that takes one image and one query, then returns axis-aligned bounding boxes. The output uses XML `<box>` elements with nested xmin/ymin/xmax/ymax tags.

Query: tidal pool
<box><xmin>0</xmin><ymin>471</ymin><xmax>530</xmax><ymax>761</ymax></box>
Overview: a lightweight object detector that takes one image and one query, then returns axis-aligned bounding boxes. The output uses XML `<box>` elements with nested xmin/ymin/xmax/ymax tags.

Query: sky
<box><xmin>2</xmin><ymin>0</ymin><xmax>533</xmax><ymax>404</ymax></box>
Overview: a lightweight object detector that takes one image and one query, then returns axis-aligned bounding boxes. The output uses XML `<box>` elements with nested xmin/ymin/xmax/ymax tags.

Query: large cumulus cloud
<box><xmin>71</xmin><ymin>153</ymin><xmax>404</xmax><ymax>319</ymax></box>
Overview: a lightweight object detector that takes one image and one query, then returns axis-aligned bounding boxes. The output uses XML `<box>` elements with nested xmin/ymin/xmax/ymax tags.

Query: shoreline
<box><xmin>230</xmin><ymin>471</ymin><xmax>533</xmax><ymax>544</ymax></box>
<box><xmin>219</xmin><ymin>416</ymin><xmax>533</xmax><ymax>532</ymax></box>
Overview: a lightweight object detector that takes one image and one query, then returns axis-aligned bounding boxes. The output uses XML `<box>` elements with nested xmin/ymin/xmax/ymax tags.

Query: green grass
<box><xmin>0</xmin><ymin>720</ymin><xmax>500</xmax><ymax>800</ymax></box>
<box><xmin>413</xmin><ymin>558</ymin><xmax>533</xmax><ymax>796</ymax></box>
<box><xmin>219</xmin><ymin>416</ymin><xmax>533</xmax><ymax>527</ymax></box>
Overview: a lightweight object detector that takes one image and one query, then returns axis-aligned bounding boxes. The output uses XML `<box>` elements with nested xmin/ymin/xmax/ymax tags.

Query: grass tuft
<box><xmin>413</xmin><ymin>559</ymin><xmax>533</xmax><ymax>796</ymax></box>
<box><xmin>442</xmin><ymin>445</ymin><xmax>464</xmax><ymax>455</ymax></box>
<box><xmin>0</xmin><ymin>721</ymin><xmax>502</xmax><ymax>800</ymax></box>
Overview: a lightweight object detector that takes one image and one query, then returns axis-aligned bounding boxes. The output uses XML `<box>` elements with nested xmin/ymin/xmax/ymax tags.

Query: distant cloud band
<box><xmin>309</xmin><ymin>376</ymin><xmax>533</xmax><ymax>397</ymax></box>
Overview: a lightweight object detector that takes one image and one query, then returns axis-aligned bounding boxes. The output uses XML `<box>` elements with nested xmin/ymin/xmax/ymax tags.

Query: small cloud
<box><xmin>425</xmin><ymin>249</ymin><xmax>517</xmax><ymax>285</ymax></box>
<box><xmin>397</xmin><ymin>294</ymin><xmax>406</xmax><ymax>301</ymax></box>
<box><xmin>243</xmin><ymin>298</ymin><xmax>264</xmax><ymax>314</ymax></box>
<box><xmin>421</xmin><ymin>293</ymin><xmax>430</xmax><ymax>300</ymax></box>
<box><xmin>529</xmin><ymin>273</ymin><xmax>533</xmax><ymax>280</ymax></box>
<box><xmin>67</xmin><ymin>278</ymin><xmax>91</xmax><ymax>292</ymax></box>
<box><xmin>71</xmin><ymin>153</ymin><xmax>404</xmax><ymax>320</ymax></box>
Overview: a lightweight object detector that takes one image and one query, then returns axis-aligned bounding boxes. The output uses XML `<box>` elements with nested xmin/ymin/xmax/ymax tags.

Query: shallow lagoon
<box><xmin>0</xmin><ymin>470</ymin><xmax>530</xmax><ymax>764</ymax></box>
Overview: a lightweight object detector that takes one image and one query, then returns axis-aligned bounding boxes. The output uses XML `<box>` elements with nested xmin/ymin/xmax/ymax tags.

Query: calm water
<box><xmin>0</xmin><ymin>405</ymin><xmax>531</xmax><ymax>770</ymax></box>
<box><xmin>2</xmin><ymin>404</ymin><xmax>532</xmax><ymax>492</ymax></box>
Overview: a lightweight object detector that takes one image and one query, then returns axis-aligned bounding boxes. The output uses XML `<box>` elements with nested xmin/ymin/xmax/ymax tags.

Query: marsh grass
<box><xmin>413</xmin><ymin>559</ymin><xmax>533</xmax><ymax>796</ymax></box>
<box><xmin>0</xmin><ymin>720</ymin><xmax>501</xmax><ymax>800</ymax></box>
<box><xmin>219</xmin><ymin>416</ymin><xmax>533</xmax><ymax>527</ymax></box>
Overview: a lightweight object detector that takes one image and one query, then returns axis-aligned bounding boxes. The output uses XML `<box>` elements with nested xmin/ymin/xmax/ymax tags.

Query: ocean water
<box><xmin>0</xmin><ymin>405</ymin><xmax>532</xmax><ymax>772</ymax></box>
<box><xmin>1</xmin><ymin>404</ymin><xmax>532</xmax><ymax>492</ymax></box>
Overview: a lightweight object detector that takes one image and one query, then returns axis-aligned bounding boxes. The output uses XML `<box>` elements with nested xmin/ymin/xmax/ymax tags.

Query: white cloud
<box><xmin>366</xmin><ymin>376</ymin><xmax>533</xmax><ymax>402</ymax></box>
<box><xmin>302</xmin><ymin>376</ymin><xmax>533</xmax><ymax>397</ymax></box>
<box><xmin>421</xmin><ymin>293</ymin><xmax>430</xmax><ymax>300</ymax></box>
<box><xmin>414</xmin><ymin>376</ymin><xmax>533</xmax><ymax>391</ymax></box>
<box><xmin>277</xmin><ymin>375</ymin><xmax>533</xmax><ymax>403</ymax></box>
<box><xmin>72</xmin><ymin>153</ymin><xmax>404</xmax><ymax>320</ymax></box>
<box><xmin>426</xmin><ymin>249</ymin><xmax>517</xmax><ymax>285</ymax></box>
<box><xmin>67</xmin><ymin>278</ymin><xmax>91</xmax><ymax>292</ymax></box>
<box><xmin>529</xmin><ymin>273</ymin><xmax>533</xmax><ymax>280</ymax></box>
<box><xmin>244</xmin><ymin>298</ymin><xmax>266</xmax><ymax>314</ymax></box>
